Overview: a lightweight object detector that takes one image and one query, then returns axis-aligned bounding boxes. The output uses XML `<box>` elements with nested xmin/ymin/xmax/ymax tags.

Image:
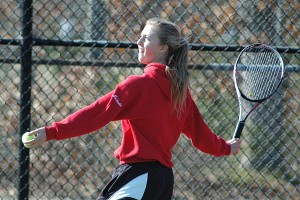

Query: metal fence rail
<box><xmin>0</xmin><ymin>0</ymin><xmax>299</xmax><ymax>199</ymax></box>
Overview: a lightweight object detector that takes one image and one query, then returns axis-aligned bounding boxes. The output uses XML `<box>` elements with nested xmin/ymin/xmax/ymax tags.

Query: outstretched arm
<box><xmin>182</xmin><ymin>98</ymin><xmax>241</xmax><ymax>156</ymax></box>
<box><xmin>22</xmin><ymin>90</ymin><xmax>121</xmax><ymax>148</ymax></box>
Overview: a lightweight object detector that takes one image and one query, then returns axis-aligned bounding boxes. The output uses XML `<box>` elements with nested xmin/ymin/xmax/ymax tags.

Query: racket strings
<box><xmin>246</xmin><ymin>53</ymin><xmax>280</xmax><ymax>99</ymax></box>
<box><xmin>237</xmin><ymin>46</ymin><xmax>283</xmax><ymax>101</ymax></box>
<box><xmin>254</xmin><ymin>51</ymin><xmax>278</xmax><ymax>97</ymax></box>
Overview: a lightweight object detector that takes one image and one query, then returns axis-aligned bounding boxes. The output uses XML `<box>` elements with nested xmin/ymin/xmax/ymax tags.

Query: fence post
<box><xmin>18</xmin><ymin>0</ymin><xmax>33</xmax><ymax>199</ymax></box>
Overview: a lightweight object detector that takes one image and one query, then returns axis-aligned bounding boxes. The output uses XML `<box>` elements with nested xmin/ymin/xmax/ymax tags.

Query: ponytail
<box><xmin>146</xmin><ymin>18</ymin><xmax>190</xmax><ymax>117</ymax></box>
<box><xmin>165</xmin><ymin>38</ymin><xmax>189</xmax><ymax>117</ymax></box>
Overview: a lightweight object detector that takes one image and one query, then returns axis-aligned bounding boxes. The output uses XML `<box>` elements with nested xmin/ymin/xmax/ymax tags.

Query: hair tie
<box><xmin>168</xmin><ymin>54</ymin><xmax>174</xmax><ymax>65</ymax></box>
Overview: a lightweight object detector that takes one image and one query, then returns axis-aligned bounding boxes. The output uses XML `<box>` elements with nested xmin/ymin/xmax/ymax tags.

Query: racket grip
<box><xmin>233</xmin><ymin>121</ymin><xmax>245</xmax><ymax>139</ymax></box>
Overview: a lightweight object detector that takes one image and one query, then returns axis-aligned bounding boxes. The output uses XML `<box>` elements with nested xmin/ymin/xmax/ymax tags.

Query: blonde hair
<box><xmin>146</xmin><ymin>18</ymin><xmax>189</xmax><ymax>116</ymax></box>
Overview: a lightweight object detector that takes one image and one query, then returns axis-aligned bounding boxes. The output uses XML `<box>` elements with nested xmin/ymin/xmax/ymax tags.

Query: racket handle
<box><xmin>233</xmin><ymin>121</ymin><xmax>245</xmax><ymax>139</ymax></box>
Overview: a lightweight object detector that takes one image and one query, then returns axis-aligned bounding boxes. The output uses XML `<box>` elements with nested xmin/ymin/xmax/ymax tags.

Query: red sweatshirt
<box><xmin>45</xmin><ymin>63</ymin><xmax>231</xmax><ymax>167</ymax></box>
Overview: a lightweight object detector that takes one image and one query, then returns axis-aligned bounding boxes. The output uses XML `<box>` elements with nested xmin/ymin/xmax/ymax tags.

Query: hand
<box><xmin>227</xmin><ymin>138</ymin><xmax>241</xmax><ymax>155</ymax></box>
<box><xmin>22</xmin><ymin>127</ymin><xmax>46</xmax><ymax>148</ymax></box>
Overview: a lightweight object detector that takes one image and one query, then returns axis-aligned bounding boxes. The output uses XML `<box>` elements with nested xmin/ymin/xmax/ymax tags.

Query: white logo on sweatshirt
<box><xmin>113</xmin><ymin>95</ymin><xmax>122</xmax><ymax>107</ymax></box>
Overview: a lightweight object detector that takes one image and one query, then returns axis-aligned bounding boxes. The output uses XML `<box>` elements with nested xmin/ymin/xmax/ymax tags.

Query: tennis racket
<box><xmin>232</xmin><ymin>43</ymin><xmax>285</xmax><ymax>139</ymax></box>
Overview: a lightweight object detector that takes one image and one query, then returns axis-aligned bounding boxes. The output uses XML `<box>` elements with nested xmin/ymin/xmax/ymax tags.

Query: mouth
<box><xmin>138</xmin><ymin>47</ymin><xmax>144</xmax><ymax>53</ymax></box>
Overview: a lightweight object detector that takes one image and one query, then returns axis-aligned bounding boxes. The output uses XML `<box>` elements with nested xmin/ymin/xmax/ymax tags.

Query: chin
<box><xmin>138</xmin><ymin>58</ymin><xmax>148</xmax><ymax>65</ymax></box>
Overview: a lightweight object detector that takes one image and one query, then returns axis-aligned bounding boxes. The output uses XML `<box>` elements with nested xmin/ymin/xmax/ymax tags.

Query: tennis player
<box><xmin>22</xmin><ymin>18</ymin><xmax>241</xmax><ymax>200</ymax></box>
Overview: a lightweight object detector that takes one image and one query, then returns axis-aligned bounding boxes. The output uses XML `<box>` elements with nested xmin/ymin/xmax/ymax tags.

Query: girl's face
<box><xmin>137</xmin><ymin>25</ymin><xmax>167</xmax><ymax>65</ymax></box>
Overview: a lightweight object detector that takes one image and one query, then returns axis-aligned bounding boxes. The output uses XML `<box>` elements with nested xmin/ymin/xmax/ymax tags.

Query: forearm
<box><xmin>46</xmin><ymin>91</ymin><xmax>119</xmax><ymax>140</ymax></box>
<box><xmin>194</xmin><ymin>133</ymin><xmax>231</xmax><ymax>156</ymax></box>
<box><xmin>183</xmin><ymin>100</ymin><xmax>231</xmax><ymax>156</ymax></box>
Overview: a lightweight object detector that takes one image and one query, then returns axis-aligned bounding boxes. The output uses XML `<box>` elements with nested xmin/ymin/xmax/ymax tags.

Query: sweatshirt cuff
<box><xmin>225</xmin><ymin>141</ymin><xmax>231</xmax><ymax>155</ymax></box>
<box><xmin>45</xmin><ymin>126</ymin><xmax>57</xmax><ymax>141</ymax></box>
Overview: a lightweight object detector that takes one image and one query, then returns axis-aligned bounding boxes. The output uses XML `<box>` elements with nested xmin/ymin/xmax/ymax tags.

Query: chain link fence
<box><xmin>1</xmin><ymin>0</ymin><xmax>299</xmax><ymax>199</ymax></box>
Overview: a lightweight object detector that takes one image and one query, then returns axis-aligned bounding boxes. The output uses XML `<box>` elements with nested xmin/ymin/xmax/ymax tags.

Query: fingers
<box><xmin>227</xmin><ymin>138</ymin><xmax>242</xmax><ymax>155</ymax></box>
<box><xmin>234</xmin><ymin>138</ymin><xmax>241</xmax><ymax>148</ymax></box>
<box><xmin>22</xmin><ymin>128</ymin><xmax>46</xmax><ymax>148</ymax></box>
<box><xmin>227</xmin><ymin>138</ymin><xmax>241</xmax><ymax>144</ymax></box>
<box><xmin>22</xmin><ymin>131</ymin><xmax>36</xmax><ymax>148</ymax></box>
<box><xmin>27</xmin><ymin>131</ymin><xmax>38</xmax><ymax>137</ymax></box>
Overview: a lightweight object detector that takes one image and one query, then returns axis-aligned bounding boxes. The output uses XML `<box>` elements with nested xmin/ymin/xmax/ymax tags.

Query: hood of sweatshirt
<box><xmin>144</xmin><ymin>63</ymin><xmax>171</xmax><ymax>99</ymax></box>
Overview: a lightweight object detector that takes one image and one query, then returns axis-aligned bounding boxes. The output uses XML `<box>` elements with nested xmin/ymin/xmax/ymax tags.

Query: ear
<box><xmin>161</xmin><ymin>45</ymin><xmax>168</xmax><ymax>54</ymax></box>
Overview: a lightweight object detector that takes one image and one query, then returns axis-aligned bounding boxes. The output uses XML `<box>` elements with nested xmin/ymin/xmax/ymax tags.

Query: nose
<box><xmin>137</xmin><ymin>36</ymin><xmax>143</xmax><ymax>46</ymax></box>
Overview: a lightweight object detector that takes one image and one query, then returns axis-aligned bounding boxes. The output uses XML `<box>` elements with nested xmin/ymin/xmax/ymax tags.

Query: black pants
<box><xmin>96</xmin><ymin>162</ymin><xmax>174</xmax><ymax>200</ymax></box>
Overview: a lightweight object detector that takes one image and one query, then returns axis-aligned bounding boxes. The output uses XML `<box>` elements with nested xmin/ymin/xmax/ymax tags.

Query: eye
<box><xmin>139</xmin><ymin>34</ymin><xmax>150</xmax><ymax>40</ymax></box>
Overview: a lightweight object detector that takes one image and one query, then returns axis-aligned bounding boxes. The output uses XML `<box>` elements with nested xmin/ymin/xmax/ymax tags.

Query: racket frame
<box><xmin>232</xmin><ymin>43</ymin><xmax>284</xmax><ymax>139</ymax></box>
